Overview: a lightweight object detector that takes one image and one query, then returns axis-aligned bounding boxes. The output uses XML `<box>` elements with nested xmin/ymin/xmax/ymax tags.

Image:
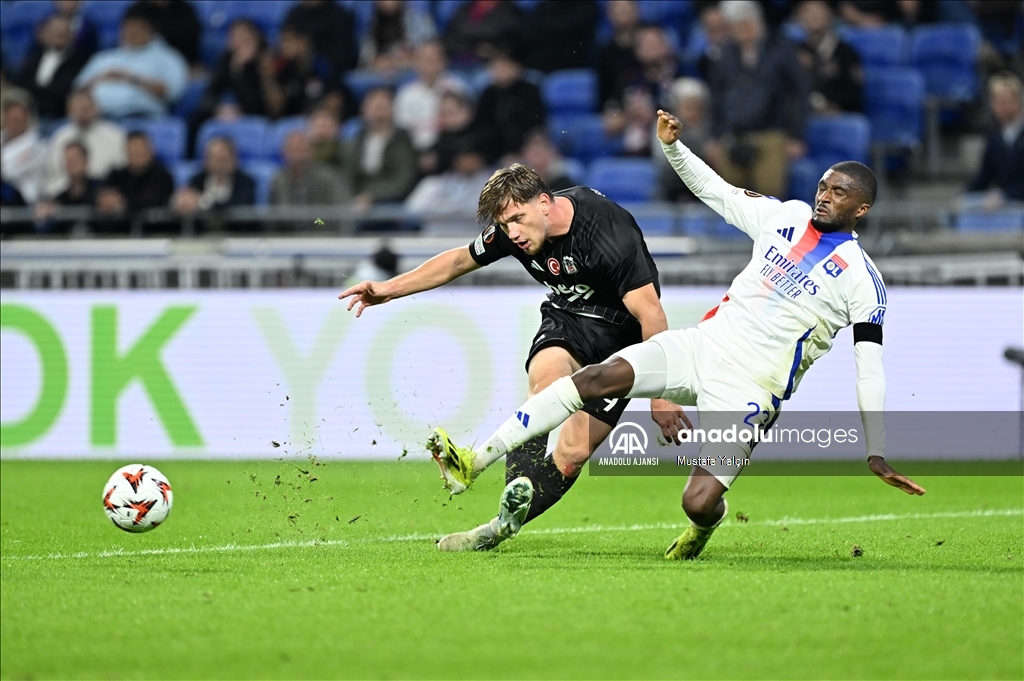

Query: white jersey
<box><xmin>697</xmin><ymin>192</ymin><xmax>886</xmax><ymax>399</ymax></box>
<box><xmin>660</xmin><ymin>140</ymin><xmax>887</xmax><ymax>402</ymax></box>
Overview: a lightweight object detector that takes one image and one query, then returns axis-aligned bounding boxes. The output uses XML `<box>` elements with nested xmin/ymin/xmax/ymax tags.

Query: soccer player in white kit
<box><xmin>432</xmin><ymin>109</ymin><xmax>926</xmax><ymax>559</ymax></box>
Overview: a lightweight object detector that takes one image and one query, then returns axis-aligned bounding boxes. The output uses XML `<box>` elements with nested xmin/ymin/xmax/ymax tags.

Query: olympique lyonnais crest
<box><xmin>824</xmin><ymin>254</ymin><xmax>848</xmax><ymax>278</ymax></box>
<box><xmin>563</xmin><ymin>255</ymin><xmax>578</xmax><ymax>274</ymax></box>
<box><xmin>547</xmin><ymin>257</ymin><xmax>561</xmax><ymax>275</ymax></box>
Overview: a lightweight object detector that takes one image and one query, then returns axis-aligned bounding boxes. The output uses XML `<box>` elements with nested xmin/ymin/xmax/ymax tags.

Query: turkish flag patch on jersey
<box><xmin>547</xmin><ymin>257</ymin><xmax>561</xmax><ymax>275</ymax></box>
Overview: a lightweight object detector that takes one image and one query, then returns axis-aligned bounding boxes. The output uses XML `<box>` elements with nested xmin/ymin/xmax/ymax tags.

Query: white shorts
<box><xmin>612</xmin><ymin>327</ymin><xmax>781</xmax><ymax>488</ymax></box>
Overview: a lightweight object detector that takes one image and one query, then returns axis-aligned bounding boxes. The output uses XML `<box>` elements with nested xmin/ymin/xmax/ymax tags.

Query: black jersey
<box><xmin>467</xmin><ymin>186</ymin><xmax>660</xmax><ymax>325</ymax></box>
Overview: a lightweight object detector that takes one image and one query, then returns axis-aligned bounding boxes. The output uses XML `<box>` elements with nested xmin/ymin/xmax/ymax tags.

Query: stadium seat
<box><xmin>953</xmin><ymin>209</ymin><xmax>1024</xmax><ymax>232</ymax></box>
<box><xmin>340</xmin><ymin>117</ymin><xmax>363</xmax><ymax>140</ymax></box>
<box><xmin>637</xmin><ymin>0</ymin><xmax>694</xmax><ymax>29</ymax></box>
<box><xmin>805</xmin><ymin>114</ymin><xmax>871</xmax><ymax>167</ymax></box>
<box><xmin>241</xmin><ymin>160</ymin><xmax>281</xmax><ymax>206</ymax></box>
<box><xmin>344</xmin><ymin>70</ymin><xmax>396</xmax><ymax>103</ymax></box>
<box><xmin>839</xmin><ymin>26</ymin><xmax>909</xmax><ymax>68</ymax></box>
<box><xmin>619</xmin><ymin>201</ymin><xmax>678</xmax><ymax>235</ymax></box>
<box><xmin>170</xmin><ymin>160</ymin><xmax>201</xmax><ymax>189</ymax></box>
<box><xmin>910</xmin><ymin>23</ymin><xmax>982</xmax><ymax>102</ymax></box>
<box><xmin>586</xmin><ymin>158</ymin><xmax>657</xmax><ymax>202</ymax></box>
<box><xmin>542</xmin><ymin>69</ymin><xmax>597</xmax><ymax>114</ymax></box>
<box><xmin>83</xmin><ymin>0</ymin><xmax>133</xmax><ymax>49</ymax></box>
<box><xmin>172</xmin><ymin>77</ymin><xmax>210</xmax><ymax>119</ymax></box>
<box><xmin>1</xmin><ymin>31</ymin><xmax>35</xmax><ymax>69</ymax></box>
<box><xmin>548</xmin><ymin>113</ymin><xmax>623</xmax><ymax>162</ymax></box>
<box><xmin>679</xmin><ymin>209</ymin><xmax>733</xmax><ymax>238</ymax></box>
<box><xmin>262</xmin><ymin>116</ymin><xmax>308</xmax><ymax>162</ymax></box>
<box><xmin>863</xmin><ymin>67</ymin><xmax>925</xmax><ymax>148</ymax></box>
<box><xmin>432</xmin><ymin>0</ymin><xmax>467</xmax><ymax>30</ymax></box>
<box><xmin>195</xmin><ymin>117</ymin><xmax>269</xmax><ymax>161</ymax></box>
<box><xmin>3</xmin><ymin>0</ymin><xmax>54</xmax><ymax>36</ymax></box>
<box><xmin>561</xmin><ymin>158</ymin><xmax>586</xmax><ymax>185</ymax></box>
<box><xmin>787</xmin><ymin>158</ymin><xmax>820</xmax><ymax>203</ymax></box>
<box><xmin>123</xmin><ymin>117</ymin><xmax>188</xmax><ymax>163</ymax></box>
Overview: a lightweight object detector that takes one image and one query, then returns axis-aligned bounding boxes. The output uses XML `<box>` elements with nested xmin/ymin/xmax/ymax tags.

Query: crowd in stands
<box><xmin>0</xmin><ymin>0</ymin><xmax>1021</xmax><ymax>238</ymax></box>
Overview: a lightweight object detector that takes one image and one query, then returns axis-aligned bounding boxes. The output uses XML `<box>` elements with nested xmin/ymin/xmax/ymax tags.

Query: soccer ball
<box><xmin>102</xmin><ymin>464</ymin><xmax>173</xmax><ymax>532</ymax></box>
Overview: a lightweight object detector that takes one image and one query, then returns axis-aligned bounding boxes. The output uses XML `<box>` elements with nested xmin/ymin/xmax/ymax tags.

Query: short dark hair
<box><xmin>476</xmin><ymin>163</ymin><xmax>551</xmax><ymax>224</ymax></box>
<box><xmin>64</xmin><ymin>140</ymin><xmax>88</xmax><ymax>157</ymax></box>
<box><xmin>126</xmin><ymin>130</ymin><xmax>151</xmax><ymax>145</ymax></box>
<box><xmin>829</xmin><ymin>161</ymin><xmax>877</xmax><ymax>206</ymax></box>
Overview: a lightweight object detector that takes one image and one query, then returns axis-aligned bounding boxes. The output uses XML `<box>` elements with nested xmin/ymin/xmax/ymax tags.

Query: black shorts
<box><xmin>525</xmin><ymin>301</ymin><xmax>641</xmax><ymax>427</ymax></box>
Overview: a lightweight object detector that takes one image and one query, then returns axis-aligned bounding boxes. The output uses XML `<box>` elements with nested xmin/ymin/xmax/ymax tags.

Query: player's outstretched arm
<box><xmin>338</xmin><ymin>246</ymin><xmax>480</xmax><ymax>317</ymax></box>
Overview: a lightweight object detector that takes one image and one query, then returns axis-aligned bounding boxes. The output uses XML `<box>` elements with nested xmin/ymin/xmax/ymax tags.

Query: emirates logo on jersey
<box><xmin>547</xmin><ymin>258</ymin><xmax>561</xmax><ymax>275</ymax></box>
<box><xmin>563</xmin><ymin>255</ymin><xmax>578</xmax><ymax>275</ymax></box>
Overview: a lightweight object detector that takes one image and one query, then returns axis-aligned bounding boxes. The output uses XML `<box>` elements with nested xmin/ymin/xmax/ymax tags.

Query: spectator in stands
<box><xmin>709</xmin><ymin>0</ymin><xmax>809</xmax><ymax>199</ymax></box>
<box><xmin>265</xmin><ymin>24</ymin><xmax>340</xmax><ymax>119</ymax></box>
<box><xmin>657</xmin><ymin>77</ymin><xmax>720</xmax><ymax>202</ymax></box>
<box><xmin>54</xmin><ymin>0</ymin><xmax>98</xmax><ymax>56</ymax></box>
<box><xmin>272</xmin><ymin>130</ymin><xmax>352</xmax><ymax>232</ymax></box>
<box><xmin>473</xmin><ymin>45</ymin><xmax>545</xmax><ymax>163</ymax></box>
<box><xmin>518</xmin><ymin>128</ymin><xmax>574</xmax><ymax>191</ymax></box>
<box><xmin>0</xmin><ymin>94</ymin><xmax>45</xmax><ymax>203</ymax></box>
<box><xmin>604</xmin><ymin>25</ymin><xmax>680</xmax><ymax>138</ymax></box>
<box><xmin>309</xmin><ymin>105</ymin><xmax>343</xmax><ymax>168</ymax></box>
<box><xmin>839</xmin><ymin>1</ymin><xmax>938</xmax><ymax>29</ymax></box>
<box><xmin>796</xmin><ymin>0</ymin><xmax>863</xmax><ymax>114</ymax></box>
<box><xmin>34</xmin><ymin>141</ymin><xmax>98</xmax><ymax>233</ymax></box>
<box><xmin>359</xmin><ymin>0</ymin><xmax>437</xmax><ymax>73</ymax></box>
<box><xmin>596</xmin><ymin>0</ymin><xmax>641</xmax><ymax>110</ymax></box>
<box><xmin>347</xmin><ymin>243</ymin><xmax>399</xmax><ymax>285</ymax></box>
<box><xmin>342</xmin><ymin>87</ymin><xmax>418</xmax><ymax>210</ymax></box>
<box><xmin>128</xmin><ymin>0</ymin><xmax>201</xmax><ymax>67</ymax></box>
<box><xmin>613</xmin><ymin>86</ymin><xmax>658</xmax><ymax>157</ymax></box>
<box><xmin>966</xmin><ymin>72</ymin><xmax>1024</xmax><ymax>204</ymax></box>
<box><xmin>43</xmin><ymin>89</ymin><xmax>127</xmax><ymax>199</ymax></box>
<box><xmin>421</xmin><ymin>89</ymin><xmax>477</xmax><ymax>175</ymax></box>
<box><xmin>197</xmin><ymin>20</ymin><xmax>277</xmax><ymax>124</ymax></box>
<box><xmin>283</xmin><ymin>0</ymin><xmax>359</xmax><ymax>75</ymax></box>
<box><xmin>522</xmin><ymin>0</ymin><xmax>600</xmax><ymax>73</ymax></box>
<box><xmin>73</xmin><ymin>8</ymin><xmax>188</xmax><ymax>118</ymax></box>
<box><xmin>15</xmin><ymin>14</ymin><xmax>91</xmax><ymax>119</ymax></box>
<box><xmin>95</xmin><ymin>131</ymin><xmax>174</xmax><ymax>231</ymax></box>
<box><xmin>394</xmin><ymin>40</ymin><xmax>465</xmax><ymax>152</ymax></box>
<box><xmin>693</xmin><ymin>3</ymin><xmax>729</xmax><ymax>81</ymax></box>
<box><xmin>406</xmin><ymin>141</ymin><xmax>491</xmax><ymax>233</ymax></box>
<box><xmin>172</xmin><ymin>137</ymin><xmax>256</xmax><ymax>232</ymax></box>
<box><xmin>443</xmin><ymin>0</ymin><xmax>525</xmax><ymax>67</ymax></box>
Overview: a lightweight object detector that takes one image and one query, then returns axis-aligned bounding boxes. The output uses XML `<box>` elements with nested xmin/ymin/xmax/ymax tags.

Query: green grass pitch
<box><xmin>2</xmin><ymin>459</ymin><xmax>1022</xmax><ymax>680</ymax></box>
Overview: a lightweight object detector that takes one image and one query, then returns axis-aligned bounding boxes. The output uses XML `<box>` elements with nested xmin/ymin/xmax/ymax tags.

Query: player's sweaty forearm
<box><xmin>382</xmin><ymin>247</ymin><xmax>480</xmax><ymax>299</ymax></box>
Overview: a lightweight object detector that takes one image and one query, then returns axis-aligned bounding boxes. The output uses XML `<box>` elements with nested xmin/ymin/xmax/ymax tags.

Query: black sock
<box><xmin>505</xmin><ymin>435</ymin><xmax>579</xmax><ymax>524</ymax></box>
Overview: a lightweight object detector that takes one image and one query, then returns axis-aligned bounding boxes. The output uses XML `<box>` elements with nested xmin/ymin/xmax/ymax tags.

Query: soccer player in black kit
<box><xmin>340</xmin><ymin>164</ymin><xmax>688</xmax><ymax>551</ymax></box>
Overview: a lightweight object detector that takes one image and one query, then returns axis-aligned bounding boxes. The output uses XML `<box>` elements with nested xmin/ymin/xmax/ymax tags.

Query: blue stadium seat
<box><xmin>863</xmin><ymin>67</ymin><xmax>925</xmax><ymax>148</ymax></box>
<box><xmin>433</xmin><ymin>0</ymin><xmax>467</xmax><ymax>30</ymax></box>
<box><xmin>341</xmin><ymin>117</ymin><xmax>363</xmax><ymax>140</ymax></box>
<box><xmin>262</xmin><ymin>116</ymin><xmax>308</xmax><ymax>161</ymax></box>
<box><xmin>561</xmin><ymin>158</ymin><xmax>586</xmax><ymax>184</ymax></box>
<box><xmin>83</xmin><ymin>0</ymin><xmax>132</xmax><ymax>49</ymax></box>
<box><xmin>344</xmin><ymin>70</ymin><xmax>395</xmax><ymax>103</ymax></box>
<box><xmin>619</xmin><ymin>201</ymin><xmax>678</xmax><ymax>235</ymax></box>
<box><xmin>1</xmin><ymin>31</ymin><xmax>35</xmax><ymax>68</ymax></box>
<box><xmin>787</xmin><ymin>157</ymin><xmax>821</xmax><ymax>203</ymax></box>
<box><xmin>548</xmin><ymin>113</ymin><xmax>624</xmax><ymax>162</ymax></box>
<box><xmin>122</xmin><ymin>117</ymin><xmax>187</xmax><ymax>163</ymax></box>
<box><xmin>679</xmin><ymin>210</ymin><xmax>733</xmax><ymax>238</ymax></box>
<box><xmin>954</xmin><ymin>209</ymin><xmax>1024</xmax><ymax>232</ymax></box>
<box><xmin>586</xmin><ymin>158</ymin><xmax>657</xmax><ymax>202</ymax></box>
<box><xmin>542</xmin><ymin>69</ymin><xmax>597</xmax><ymax>114</ymax></box>
<box><xmin>839</xmin><ymin>26</ymin><xmax>909</xmax><ymax>67</ymax></box>
<box><xmin>241</xmin><ymin>160</ymin><xmax>281</xmax><ymax>206</ymax></box>
<box><xmin>195</xmin><ymin>117</ymin><xmax>269</xmax><ymax>161</ymax></box>
<box><xmin>172</xmin><ymin>76</ymin><xmax>209</xmax><ymax>119</ymax></box>
<box><xmin>637</xmin><ymin>0</ymin><xmax>694</xmax><ymax>29</ymax></box>
<box><xmin>805</xmin><ymin>114</ymin><xmax>871</xmax><ymax>167</ymax></box>
<box><xmin>170</xmin><ymin>160</ymin><xmax>201</xmax><ymax>189</ymax></box>
<box><xmin>911</xmin><ymin>23</ymin><xmax>982</xmax><ymax>102</ymax></box>
<box><xmin>3</xmin><ymin>1</ymin><xmax>54</xmax><ymax>35</ymax></box>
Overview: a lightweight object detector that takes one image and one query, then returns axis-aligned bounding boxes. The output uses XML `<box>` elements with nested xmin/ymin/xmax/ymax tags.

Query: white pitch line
<box><xmin>1</xmin><ymin>508</ymin><xmax>1020</xmax><ymax>562</ymax></box>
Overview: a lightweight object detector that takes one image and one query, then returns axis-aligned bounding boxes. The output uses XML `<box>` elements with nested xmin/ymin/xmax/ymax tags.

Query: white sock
<box><xmin>473</xmin><ymin>376</ymin><xmax>584</xmax><ymax>472</ymax></box>
<box><xmin>545</xmin><ymin>423</ymin><xmax>564</xmax><ymax>458</ymax></box>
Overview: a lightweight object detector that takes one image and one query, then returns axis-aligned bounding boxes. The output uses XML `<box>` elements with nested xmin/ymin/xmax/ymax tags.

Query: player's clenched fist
<box><xmin>339</xmin><ymin>281</ymin><xmax>392</xmax><ymax>317</ymax></box>
<box><xmin>656</xmin><ymin>110</ymin><xmax>682</xmax><ymax>145</ymax></box>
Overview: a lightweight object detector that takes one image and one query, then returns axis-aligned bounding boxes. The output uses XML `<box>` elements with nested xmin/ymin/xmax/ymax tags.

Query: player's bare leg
<box><xmin>665</xmin><ymin>467</ymin><xmax>729</xmax><ymax>560</ymax></box>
